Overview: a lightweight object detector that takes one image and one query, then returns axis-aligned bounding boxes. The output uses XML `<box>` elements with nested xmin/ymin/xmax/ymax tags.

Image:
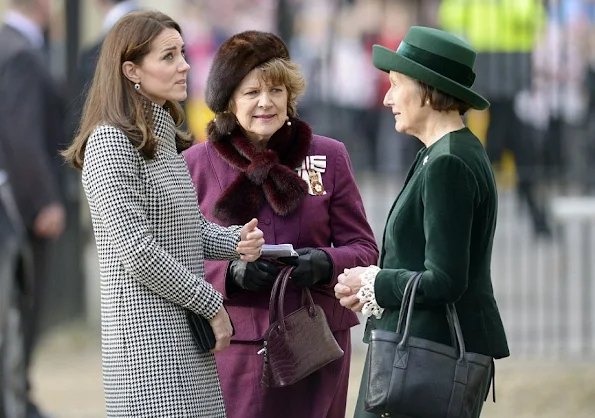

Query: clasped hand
<box><xmin>334</xmin><ymin>266</ymin><xmax>371</xmax><ymax>312</ymax></box>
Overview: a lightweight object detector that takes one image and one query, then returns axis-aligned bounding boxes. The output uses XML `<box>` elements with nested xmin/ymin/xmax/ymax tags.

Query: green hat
<box><xmin>373</xmin><ymin>26</ymin><xmax>489</xmax><ymax>110</ymax></box>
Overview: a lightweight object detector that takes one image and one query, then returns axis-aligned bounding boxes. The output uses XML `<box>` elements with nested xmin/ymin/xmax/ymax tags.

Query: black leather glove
<box><xmin>226</xmin><ymin>259</ymin><xmax>281</xmax><ymax>293</ymax></box>
<box><xmin>279</xmin><ymin>247</ymin><xmax>333</xmax><ymax>288</ymax></box>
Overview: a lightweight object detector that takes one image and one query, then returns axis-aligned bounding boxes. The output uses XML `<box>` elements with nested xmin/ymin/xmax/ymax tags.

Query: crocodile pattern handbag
<box><xmin>260</xmin><ymin>266</ymin><xmax>344</xmax><ymax>388</ymax></box>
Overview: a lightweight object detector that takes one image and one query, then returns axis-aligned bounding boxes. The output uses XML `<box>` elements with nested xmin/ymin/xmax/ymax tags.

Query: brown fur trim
<box><xmin>210</xmin><ymin>119</ymin><xmax>312</xmax><ymax>224</ymax></box>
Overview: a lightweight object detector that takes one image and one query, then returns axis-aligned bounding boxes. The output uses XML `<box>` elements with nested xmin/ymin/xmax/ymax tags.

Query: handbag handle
<box><xmin>396</xmin><ymin>272</ymin><xmax>458</xmax><ymax>348</ymax></box>
<box><xmin>268</xmin><ymin>266</ymin><xmax>317</xmax><ymax>332</ymax></box>
<box><xmin>268</xmin><ymin>266</ymin><xmax>294</xmax><ymax>325</ymax></box>
<box><xmin>395</xmin><ymin>272</ymin><xmax>423</xmax><ymax>332</ymax></box>
<box><xmin>445</xmin><ymin>304</ymin><xmax>466</xmax><ymax>362</ymax></box>
<box><xmin>278</xmin><ymin>272</ymin><xmax>316</xmax><ymax>333</ymax></box>
<box><xmin>396</xmin><ymin>273</ymin><xmax>467</xmax><ymax>362</ymax></box>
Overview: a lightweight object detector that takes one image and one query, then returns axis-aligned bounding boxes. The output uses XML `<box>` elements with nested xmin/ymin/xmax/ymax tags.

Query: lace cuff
<box><xmin>356</xmin><ymin>266</ymin><xmax>384</xmax><ymax>319</ymax></box>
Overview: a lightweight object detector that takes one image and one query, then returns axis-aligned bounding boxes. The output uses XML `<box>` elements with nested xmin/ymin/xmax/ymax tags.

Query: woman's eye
<box><xmin>164</xmin><ymin>53</ymin><xmax>173</xmax><ymax>60</ymax></box>
<box><xmin>245</xmin><ymin>90</ymin><xmax>258</xmax><ymax>96</ymax></box>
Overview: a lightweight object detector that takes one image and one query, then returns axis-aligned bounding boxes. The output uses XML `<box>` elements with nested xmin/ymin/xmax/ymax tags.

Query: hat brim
<box><xmin>373</xmin><ymin>45</ymin><xmax>489</xmax><ymax>111</ymax></box>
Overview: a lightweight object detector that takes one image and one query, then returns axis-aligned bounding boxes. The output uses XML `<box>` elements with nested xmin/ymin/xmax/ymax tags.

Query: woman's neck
<box><xmin>415</xmin><ymin>111</ymin><xmax>465</xmax><ymax>148</ymax></box>
<box><xmin>243</xmin><ymin>130</ymin><xmax>270</xmax><ymax>149</ymax></box>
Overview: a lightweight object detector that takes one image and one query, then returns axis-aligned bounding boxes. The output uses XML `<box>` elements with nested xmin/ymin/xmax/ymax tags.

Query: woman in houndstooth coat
<box><xmin>63</xmin><ymin>11</ymin><xmax>264</xmax><ymax>418</ymax></box>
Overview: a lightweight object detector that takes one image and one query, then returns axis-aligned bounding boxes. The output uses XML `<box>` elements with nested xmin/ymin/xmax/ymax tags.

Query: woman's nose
<box><xmin>383</xmin><ymin>89</ymin><xmax>392</xmax><ymax>108</ymax></box>
<box><xmin>258</xmin><ymin>93</ymin><xmax>272</xmax><ymax>108</ymax></box>
<box><xmin>180</xmin><ymin>57</ymin><xmax>190</xmax><ymax>72</ymax></box>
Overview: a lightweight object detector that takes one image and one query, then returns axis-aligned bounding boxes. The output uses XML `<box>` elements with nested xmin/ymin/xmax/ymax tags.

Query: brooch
<box><xmin>296</xmin><ymin>155</ymin><xmax>327</xmax><ymax>196</ymax></box>
<box><xmin>309</xmin><ymin>170</ymin><xmax>325</xmax><ymax>196</ymax></box>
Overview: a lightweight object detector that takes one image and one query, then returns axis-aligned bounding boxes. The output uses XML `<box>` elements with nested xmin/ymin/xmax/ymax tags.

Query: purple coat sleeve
<box><xmin>316</xmin><ymin>142</ymin><xmax>379</xmax><ymax>287</ymax></box>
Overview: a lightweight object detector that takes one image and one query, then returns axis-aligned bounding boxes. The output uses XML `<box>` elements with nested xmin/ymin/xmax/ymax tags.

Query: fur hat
<box><xmin>205</xmin><ymin>31</ymin><xmax>290</xmax><ymax>136</ymax></box>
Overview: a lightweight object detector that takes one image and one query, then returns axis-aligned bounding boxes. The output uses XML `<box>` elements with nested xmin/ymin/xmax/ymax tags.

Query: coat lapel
<box><xmin>378</xmin><ymin>148</ymin><xmax>426</xmax><ymax>265</ymax></box>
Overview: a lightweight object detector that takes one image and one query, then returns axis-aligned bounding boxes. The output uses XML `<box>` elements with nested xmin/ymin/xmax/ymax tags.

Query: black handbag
<box><xmin>365</xmin><ymin>273</ymin><xmax>494</xmax><ymax>418</ymax></box>
<box><xmin>186</xmin><ymin>308</ymin><xmax>235</xmax><ymax>354</ymax></box>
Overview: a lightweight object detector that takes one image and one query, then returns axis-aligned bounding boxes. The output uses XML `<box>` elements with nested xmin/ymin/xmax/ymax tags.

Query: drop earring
<box><xmin>134</xmin><ymin>83</ymin><xmax>141</xmax><ymax>91</ymax></box>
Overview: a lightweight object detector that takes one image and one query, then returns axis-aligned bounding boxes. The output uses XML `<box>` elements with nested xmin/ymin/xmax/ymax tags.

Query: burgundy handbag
<box><xmin>260</xmin><ymin>266</ymin><xmax>344</xmax><ymax>388</ymax></box>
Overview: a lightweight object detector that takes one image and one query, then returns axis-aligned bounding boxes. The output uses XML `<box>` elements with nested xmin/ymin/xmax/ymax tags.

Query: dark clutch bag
<box><xmin>365</xmin><ymin>272</ymin><xmax>494</xmax><ymax>418</ymax></box>
<box><xmin>260</xmin><ymin>266</ymin><xmax>344</xmax><ymax>388</ymax></box>
<box><xmin>186</xmin><ymin>308</ymin><xmax>235</xmax><ymax>354</ymax></box>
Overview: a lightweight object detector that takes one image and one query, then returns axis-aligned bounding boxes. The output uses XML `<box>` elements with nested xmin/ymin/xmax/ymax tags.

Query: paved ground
<box><xmin>29</xmin><ymin>322</ymin><xmax>595</xmax><ymax>418</ymax></box>
<box><xmin>28</xmin><ymin>172</ymin><xmax>595</xmax><ymax>417</ymax></box>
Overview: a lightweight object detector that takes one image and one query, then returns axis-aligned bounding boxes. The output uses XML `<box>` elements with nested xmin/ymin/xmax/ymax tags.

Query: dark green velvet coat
<box><xmin>364</xmin><ymin>127</ymin><xmax>509</xmax><ymax>359</ymax></box>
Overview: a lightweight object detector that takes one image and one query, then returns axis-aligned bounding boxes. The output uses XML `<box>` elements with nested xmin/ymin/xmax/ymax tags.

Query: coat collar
<box><xmin>207</xmin><ymin>118</ymin><xmax>313</xmax><ymax>224</ymax></box>
<box><xmin>150</xmin><ymin>102</ymin><xmax>177</xmax><ymax>151</ymax></box>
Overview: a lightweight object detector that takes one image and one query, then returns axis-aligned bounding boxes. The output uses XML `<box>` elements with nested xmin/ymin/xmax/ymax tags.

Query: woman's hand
<box><xmin>337</xmin><ymin>266</ymin><xmax>368</xmax><ymax>293</ymax></box>
<box><xmin>334</xmin><ymin>266</ymin><xmax>370</xmax><ymax>312</ymax></box>
<box><xmin>335</xmin><ymin>285</ymin><xmax>363</xmax><ymax>312</ymax></box>
<box><xmin>237</xmin><ymin>218</ymin><xmax>265</xmax><ymax>262</ymax></box>
<box><xmin>208</xmin><ymin>306</ymin><xmax>233</xmax><ymax>353</ymax></box>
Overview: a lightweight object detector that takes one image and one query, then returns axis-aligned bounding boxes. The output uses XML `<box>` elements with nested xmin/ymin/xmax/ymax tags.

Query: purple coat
<box><xmin>184</xmin><ymin>135</ymin><xmax>378</xmax><ymax>341</ymax></box>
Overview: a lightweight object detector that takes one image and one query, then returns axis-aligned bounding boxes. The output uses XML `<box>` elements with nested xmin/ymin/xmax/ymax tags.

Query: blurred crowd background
<box><xmin>2</xmin><ymin>0</ymin><xmax>595</xmax><ymax>417</ymax></box>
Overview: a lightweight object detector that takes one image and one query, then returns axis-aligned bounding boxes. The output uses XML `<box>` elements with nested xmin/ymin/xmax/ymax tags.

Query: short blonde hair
<box><xmin>229</xmin><ymin>58</ymin><xmax>306</xmax><ymax>117</ymax></box>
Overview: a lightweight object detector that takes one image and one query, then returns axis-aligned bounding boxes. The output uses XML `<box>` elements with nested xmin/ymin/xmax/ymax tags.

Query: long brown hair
<box><xmin>63</xmin><ymin>11</ymin><xmax>192</xmax><ymax>170</ymax></box>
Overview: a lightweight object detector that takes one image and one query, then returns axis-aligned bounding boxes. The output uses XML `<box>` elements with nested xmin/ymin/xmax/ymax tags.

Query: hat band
<box><xmin>397</xmin><ymin>42</ymin><xmax>476</xmax><ymax>87</ymax></box>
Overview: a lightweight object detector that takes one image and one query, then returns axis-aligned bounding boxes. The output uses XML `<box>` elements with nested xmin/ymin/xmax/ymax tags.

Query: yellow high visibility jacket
<box><xmin>439</xmin><ymin>0</ymin><xmax>546</xmax><ymax>52</ymax></box>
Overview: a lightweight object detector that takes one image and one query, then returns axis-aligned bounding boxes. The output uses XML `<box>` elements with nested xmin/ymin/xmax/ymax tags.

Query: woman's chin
<box><xmin>168</xmin><ymin>92</ymin><xmax>188</xmax><ymax>103</ymax></box>
<box><xmin>253</xmin><ymin>123</ymin><xmax>282</xmax><ymax>138</ymax></box>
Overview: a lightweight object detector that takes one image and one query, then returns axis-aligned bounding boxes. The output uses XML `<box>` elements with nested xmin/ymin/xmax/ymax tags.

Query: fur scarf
<box><xmin>208</xmin><ymin>118</ymin><xmax>312</xmax><ymax>224</ymax></box>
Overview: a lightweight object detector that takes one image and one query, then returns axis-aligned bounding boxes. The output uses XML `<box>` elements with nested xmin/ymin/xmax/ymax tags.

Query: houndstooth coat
<box><xmin>82</xmin><ymin>103</ymin><xmax>241</xmax><ymax>417</ymax></box>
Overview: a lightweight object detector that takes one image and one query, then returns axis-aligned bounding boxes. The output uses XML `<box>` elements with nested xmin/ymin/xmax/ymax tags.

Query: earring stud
<box><xmin>134</xmin><ymin>83</ymin><xmax>141</xmax><ymax>91</ymax></box>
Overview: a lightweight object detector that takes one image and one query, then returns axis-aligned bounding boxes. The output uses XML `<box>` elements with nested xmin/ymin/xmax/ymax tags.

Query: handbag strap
<box><xmin>299</xmin><ymin>286</ymin><xmax>316</xmax><ymax>313</ymax></box>
<box><xmin>278</xmin><ymin>269</ymin><xmax>316</xmax><ymax>332</ymax></box>
<box><xmin>395</xmin><ymin>272</ymin><xmax>423</xmax><ymax>333</ymax></box>
<box><xmin>268</xmin><ymin>266</ymin><xmax>316</xmax><ymax>332</ymax></box>
<box><xmin>446</xmin><ymin>304</ymin><xmax>467</xmax><ymax>362</ymax></box>
<box><xmin>396</xmin><ymin>273</ymin><xmax>423</xmax><ymax>339</ymax></box>
<box><xmin>397</xmin><ymin>274</ymin><xmax>467</xmax><ymax>361</ymax></box>
<box><xmin>396</xmin><ymin>273</ymin><xmax>455</xmax><ymax>342</ymax></box>
<box><xmin>268</xmin><ymin>266</ymin><xmax>294</xmax><ymax>325</ymax></box>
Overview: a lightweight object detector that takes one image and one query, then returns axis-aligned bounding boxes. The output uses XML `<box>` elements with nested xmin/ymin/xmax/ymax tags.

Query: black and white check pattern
<box><xmin>82</xmin><ymin>103</ymin><xmax>242</xmax><ymax>417</ymax></box>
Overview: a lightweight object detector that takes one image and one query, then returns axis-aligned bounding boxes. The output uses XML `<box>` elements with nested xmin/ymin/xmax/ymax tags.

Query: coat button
<box><xmin>262</xmin><ymin>219</ymin><xmax>271</xmax><ymax>225</ymax></box>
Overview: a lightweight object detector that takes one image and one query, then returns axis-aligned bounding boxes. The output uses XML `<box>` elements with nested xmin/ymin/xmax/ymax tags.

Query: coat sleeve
<box><xmin>83</xmin><ymin>126</ymin><xmax>223</xmax><ymax>319</ymax></box>
<box><xmin>183</xmin><ymin>145</ymin><xmax>237</xmax><ymax>299</ymax></box>
<box><xmin>318</xmin><ymin>142</ymin><xmax>379</xmax><ymax>287</ymax></box>
<box><xmin>0</xmin><ymin>50</ymin><xmax>62</xmax><ymax>228</ymax></box>
<box><xmin>199</xmin><ymin>216</ymin><xmax>242</xmax><ymax>261</ymax></box>
<box><xmin>374</xmin><ymin>155</ymin><xmax>478</xmax><ymax>308</ymax></box>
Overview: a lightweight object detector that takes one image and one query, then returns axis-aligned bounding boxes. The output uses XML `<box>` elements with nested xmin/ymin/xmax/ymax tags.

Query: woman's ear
<box><xmin>227</xmin><ymin>100</ymin><xmax>236</xmax><ymax>114</ymax></box>
<box><xmin>122</xmin><ymin>61</ymin><xmax>140</xmax><ymax>84</ymax></box>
